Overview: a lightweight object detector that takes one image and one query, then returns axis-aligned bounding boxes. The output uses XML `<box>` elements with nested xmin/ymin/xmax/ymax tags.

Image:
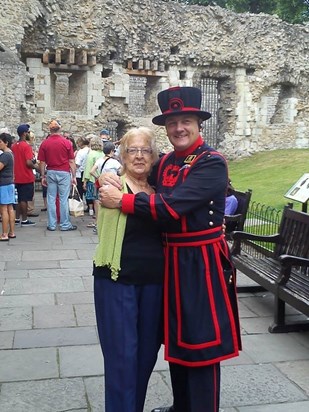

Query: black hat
<box><xmin>152</xmin><ymin>86</ymin><xmax>211</xmax><ymax>126</ymax></box>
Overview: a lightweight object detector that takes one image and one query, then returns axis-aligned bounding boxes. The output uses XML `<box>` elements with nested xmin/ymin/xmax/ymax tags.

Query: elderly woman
<box><xmin>93</xmin><ymin>127</ymin><xmax>164</xmax><ymax>412</ymax></box>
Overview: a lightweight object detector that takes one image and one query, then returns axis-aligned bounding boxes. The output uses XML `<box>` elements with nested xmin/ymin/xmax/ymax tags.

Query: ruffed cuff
<box><xmin>121</xmin><ymin>193</ymin><xmax>135</xmax><ymax>214</ymax></box>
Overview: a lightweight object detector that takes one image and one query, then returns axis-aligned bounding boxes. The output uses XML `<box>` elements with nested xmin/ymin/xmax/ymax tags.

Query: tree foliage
<box><xmin>175</xmin><ymin>0</ymin><xmax>309</xmax><ymax>24</ymax></box>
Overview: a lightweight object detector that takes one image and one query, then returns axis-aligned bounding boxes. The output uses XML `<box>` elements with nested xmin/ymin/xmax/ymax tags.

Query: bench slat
<box><xmin>232</xmin><ymin>205</ymin><xmax>309</xmax><ymax>333</ymax></box>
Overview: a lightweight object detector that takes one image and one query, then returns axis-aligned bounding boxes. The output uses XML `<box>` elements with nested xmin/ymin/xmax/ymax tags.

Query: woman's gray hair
<box><xmin>90</xmin><ymin>136</ymin><xmax>103</xmax><ymax>151</ymax></box>
<box><xmin>118</xmin><ymin>127</ymin><xmax>158</xmax><ymax>175</ymax></box>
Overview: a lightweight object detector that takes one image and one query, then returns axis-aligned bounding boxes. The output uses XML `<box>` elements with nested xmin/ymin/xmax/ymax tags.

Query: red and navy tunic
<box><xmin>122</xmin><ymin>136</ymin><xmax>241</xmax><ymax>367</ymax></box>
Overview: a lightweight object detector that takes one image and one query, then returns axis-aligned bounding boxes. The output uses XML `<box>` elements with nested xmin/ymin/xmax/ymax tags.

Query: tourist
<box><xmin>93</xmin><ymin>127</ymin><xmax>164</xmax><ymax>412</ymax></box>
<box><xmin>225</xmin><ymin>179</ymin><xmax>238</xmax><ymax>215</ymax></box>
<box><xmin>75</xmin><ymin>136</ymin><xmax>90</xmax><ymax>200</ymax></box>
<box><xmin>11</xmin><ymin>124</ymin><xmax>38</xmax><ymax>226</ymax></box>
<box><xmin>82</xmin><ymin>136</ymin><xmax>103</xmax><ymax>219</ymax></box>
<box><xmin>99</xmin><ymin>129</ymin><xmax>111</xmax><ymax>144</ymax></box>
<box><xmin>0</xmin><ymin>133</ymin><xmax>16</xmax><ymax>240</ymax></box>
<box><xmin>26</xmin><ymin>131</ymin><xmax>40</xmax><ymax>218</ymax></box>
<box><xmin>90</xmin><ymin>141</ymin><xmax>121</xmax><ymax>179</ymax></box>
<box><xmin>38</xmin><ymin>120</ymin><xmax>77</xmax><ymax>231</ymax></box>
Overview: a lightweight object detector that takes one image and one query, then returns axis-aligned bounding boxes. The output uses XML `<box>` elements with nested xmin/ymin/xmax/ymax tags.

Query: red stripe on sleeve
<box><xmin>121</xmin><ymin>193</ymin><xmax>135</xmax><ymax>214</ymax></box>
<box><xmin>161</xmin><ymin>195</ymin><xmax>180</xmax><ymax>219</ymax></box>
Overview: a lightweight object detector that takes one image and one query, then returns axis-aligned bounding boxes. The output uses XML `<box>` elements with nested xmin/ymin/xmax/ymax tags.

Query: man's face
<box><xmin>165</xmin><ymin>114</ymin><xmax>200</xmax><ymax>151</ymax></box>
<box><xmin>25</xmin><ymin>130</ymin><xmax>31</xmax><ymax>141</ymax></box>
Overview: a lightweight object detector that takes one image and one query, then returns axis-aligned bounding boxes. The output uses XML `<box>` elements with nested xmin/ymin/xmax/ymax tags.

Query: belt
<box><xmin>162</xmin><ymin>227</ymin><xmax>223</xmax><ymax>247</ymax></box>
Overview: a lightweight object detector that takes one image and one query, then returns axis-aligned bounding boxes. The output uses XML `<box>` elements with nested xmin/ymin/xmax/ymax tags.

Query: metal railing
<box><xmin>241</xmin><ymin>201</ymin><xmax>285</xmax><ymax>257</ymax></box>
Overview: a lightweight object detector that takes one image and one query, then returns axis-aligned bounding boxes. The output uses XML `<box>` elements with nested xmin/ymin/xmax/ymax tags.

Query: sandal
<box><xmin>8</xmin><ymin>233</ymin><xmax>16</xmax><ymax>239</ymax></box>
<box><xmin>0</xmin><ymin>234</ymin><xmax>9</xmax><ymax>241</ymax></box>
<box><xmin>87</xmin><ymin>222</ymin><xmax>96</xmax><ymax>228</ymax></box>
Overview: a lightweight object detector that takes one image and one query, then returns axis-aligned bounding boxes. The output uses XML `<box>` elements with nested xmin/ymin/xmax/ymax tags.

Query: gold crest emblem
<box><xmin>184</xmin><ymin>155</ymin><xmax>197</xmax><ymax>164</ymax></box>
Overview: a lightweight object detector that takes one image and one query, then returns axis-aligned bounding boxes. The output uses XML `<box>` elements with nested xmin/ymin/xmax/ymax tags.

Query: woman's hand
<box><xmin>99</xmin><ymin>172</ymin><xmax>122</xmax><ymax>190</ymax></box>
<box><xmin>99</xmin><ymin>184</ymin><xmax>122</xmax><ymax>209</ymax></box>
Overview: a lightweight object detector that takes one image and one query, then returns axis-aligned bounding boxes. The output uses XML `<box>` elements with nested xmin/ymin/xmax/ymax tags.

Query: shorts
<box><xmin>0</xmin><ymin>184</ymin><xmax>15</xmax><ymax>205</ymax></box>
<box><xmin>85</xmin><ymin>181</ymin><xmax>98</xmax><ymax>201</ymax></box>
<box><xmin>15</xmin><ymin>182</ymin><xmax>34</xmax><ymax>202</ymax></box>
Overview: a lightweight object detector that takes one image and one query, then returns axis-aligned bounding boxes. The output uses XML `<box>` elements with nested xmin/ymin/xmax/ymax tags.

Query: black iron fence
<box><xmin>241</xmin><ymin>201</ymin><xmax>286</xmax><ymax>258</ymax></box>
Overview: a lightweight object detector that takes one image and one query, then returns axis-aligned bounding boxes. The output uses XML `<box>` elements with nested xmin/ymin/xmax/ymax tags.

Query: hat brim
<box><xmin>152</xmin><ymin>109</ymin><xmax>211</xmax><ymax>126</ymax></box>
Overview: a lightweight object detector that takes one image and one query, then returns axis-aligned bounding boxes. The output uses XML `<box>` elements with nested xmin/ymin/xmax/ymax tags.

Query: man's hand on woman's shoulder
<box><xmin>99</xmin><ymin>172</ymin><xmax>122</xmax><ymax>189</ymax></box>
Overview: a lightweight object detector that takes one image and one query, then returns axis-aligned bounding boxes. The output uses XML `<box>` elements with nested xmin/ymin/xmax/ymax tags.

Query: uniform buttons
<box><xmin>209</xmin><ymin>210</ymin><xmax>214</xmax><ymax>215</ymax></box>
<box><xmin>209</xmin><ymin>221</ymin><xmax>214</xmax><ymax>226</ymax></box>
<box><xmin>209</xmin><ymin>200</ymin><xmax>214</xmax><ymax>205</ymax></box>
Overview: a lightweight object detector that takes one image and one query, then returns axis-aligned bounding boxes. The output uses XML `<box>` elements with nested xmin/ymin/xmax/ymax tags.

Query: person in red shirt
<box><xmin>11</xmin><ymin>124</ymin><xmax>38</xmax><ymax>226</ymax></box>
<box><xmin>38</xmin><ymin>120</ymin><xmax>77</xmax><ymax>231</ymax></box>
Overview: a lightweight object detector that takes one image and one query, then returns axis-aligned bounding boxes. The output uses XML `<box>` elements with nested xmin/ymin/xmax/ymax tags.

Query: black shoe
<box><xmin>41</xmin><ymin>208</ymin><xmax>47</xmax><ymax>212</ymax></box>
<box><xmin>61</xmin><ymin>225</ymin><xmax>77</xmax><ymax>231</ymax></box>
<box><xmin>21</xmin><ymin>220</ymin><xmax>36</xmax><ymax>226</ymax></box>
<box><xmin>27</xmin><ymin>213</ymin><xmax>39</xmax><ymax>217</ymax></box>
<box><xmin>151</xmin><ymin>407</ymin><xmax>174</xmax><ymax>412</ymax></box>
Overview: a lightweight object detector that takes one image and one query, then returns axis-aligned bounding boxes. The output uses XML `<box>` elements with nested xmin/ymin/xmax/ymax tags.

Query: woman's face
<box><xmin>123</xmin><ymin>133</ymin><xmax>154</xmax><ymax>178</ymax></box>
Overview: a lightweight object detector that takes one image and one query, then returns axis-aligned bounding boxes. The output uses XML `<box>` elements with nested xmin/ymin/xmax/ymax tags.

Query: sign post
<box><xmin>284</xmin><ymin>173</ymin><xmax>309</xmax><ymax>213</ymax></box>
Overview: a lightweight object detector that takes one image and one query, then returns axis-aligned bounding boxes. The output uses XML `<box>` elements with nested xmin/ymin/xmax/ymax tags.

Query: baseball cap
<box><xmin>100</xmin><ymin>129</ymin><xmax>110</xmax><ymax>136</ymax></box>
<box><xmin>17</xmin><ymin>124</ymin><xmax>30</xmax><ymax>136</ymax></box>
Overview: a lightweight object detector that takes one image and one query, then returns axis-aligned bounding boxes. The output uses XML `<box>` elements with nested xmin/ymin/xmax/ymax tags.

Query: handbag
<box><xmin>68</xmin><ymin>185</ymin><xmax>84</xmax><ymax>217</ymax></box>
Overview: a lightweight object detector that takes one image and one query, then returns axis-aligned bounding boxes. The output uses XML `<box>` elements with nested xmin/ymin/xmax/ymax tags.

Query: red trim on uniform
<box><xmin>181</xmin><ymin>215</ymin><xmax>187</xmax><ymax>232</ymax></box>
<box><xmin>157</xmin><ymin>152</ymin><xmax>172</xmax><ymax>182</ymax></box>
<box><xmin>161</xmin><ymin>195</ymin><xmax>180</xmax><ymax>219</ymax></box>
<box><xmin>214</xmin><ymin>244</ymin><xmax>240</xmax><ymax>352</ymax></box>
<box><xmin>218</xmin><ymin>241</ymin><xmax>241</xmax><ymax>352</ymax></box>
<box><xmin>174</xmin><ymin>248</ymin><xmax>183</xmax><ymax>346</ymax></box>
<box><xmin>162</xmin><ymin>107</ymin><xmax>204</xmax><ymax>117</ymax></box>
<box><xmin>162</xmin><ymin>228</ymin><xmax>224</xmax><ymax>247</ymax></box>
<box><xmin>165</xmin><ymin>349</ymin><xmax>239</xmax><ymax>367</ymax></box>
<box><xmin>149</xmin><ymin>193</ymin><xmax>158</xmax><ymax>220</ymax></box>
<box><xmin>175</xmin><ymin>136</ymin><xmax>203</xmax><ymax>158</ymax></box>
<box><xmin>165</xmin><ymin>227</ymin><xmax>220</xmax><ymax>238</ymax></box>
<box><xmin>177</xmin><ymin>245</ymin><xmax>221</xmax><ymax>350</ymax></box>
<box><xmin>163</xmin><ymin>236</ymin><xmax>224</xmax><ymax>248</ymax></box>
<box><xmin>182</xmin><ymin>149</ymin><xmax>209</xmax><ymax>181</ymax></box>
<box><xmin>202</xmin><ymin>245</ymin><xmax>221</xmax><ymax>343</ymax></box>
<box><xmin>164</xmin><ymin>246</ymin><xmax>170</xmax><ymax>357</ymax></box>
<box><xmin>121</xmin><ymin>193</ymin><xmax>135</xmax><ymax>214</ymax></box>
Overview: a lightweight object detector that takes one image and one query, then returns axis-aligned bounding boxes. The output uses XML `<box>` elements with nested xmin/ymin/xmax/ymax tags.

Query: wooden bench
<box><xmin>231</xmin><ymin>206</ymin><xmax>309</xmax><ymax>333</ymax></box>
<box><xmin>225</xmin><ymin>189</ymin><xmax>252</xmax><ymax>241</ymax></box>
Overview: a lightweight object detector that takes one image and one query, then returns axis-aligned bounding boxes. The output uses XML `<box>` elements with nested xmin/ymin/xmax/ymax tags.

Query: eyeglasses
<box><xmin>126</xmin><ymin>147</ymin><xmax>153</xmax><ymax>156</ymax></box>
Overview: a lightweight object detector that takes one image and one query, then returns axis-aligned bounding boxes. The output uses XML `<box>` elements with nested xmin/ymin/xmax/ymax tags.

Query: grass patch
<box><xmin>227</xmin><ymin>149</ymin><xmax>309</xmax><ymax>210</ymax></box>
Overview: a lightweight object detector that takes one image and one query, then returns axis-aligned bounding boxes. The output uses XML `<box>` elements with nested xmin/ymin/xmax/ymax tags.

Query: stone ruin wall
<box><xmin>0</xmin><ymin>0</ymin><xmax>309</xmax><ymax>158</ymax></box>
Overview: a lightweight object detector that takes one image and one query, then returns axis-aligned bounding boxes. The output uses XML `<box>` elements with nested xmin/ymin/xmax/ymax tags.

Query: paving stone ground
<box><xmin>0</xmin><ymin>192</ymin><xmax>308</xmax><ymax>411</ymax></box>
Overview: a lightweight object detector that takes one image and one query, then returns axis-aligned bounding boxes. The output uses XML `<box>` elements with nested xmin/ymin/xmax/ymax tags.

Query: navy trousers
<box><xmin>169</xmin><ymin>362</ymin><xmax>221</xmax><ymax>412</ymax></box>
<box><xmin>94</xmin><ymin>277</ymin><xmax>163</xmax><ymax>412</ymax></box>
